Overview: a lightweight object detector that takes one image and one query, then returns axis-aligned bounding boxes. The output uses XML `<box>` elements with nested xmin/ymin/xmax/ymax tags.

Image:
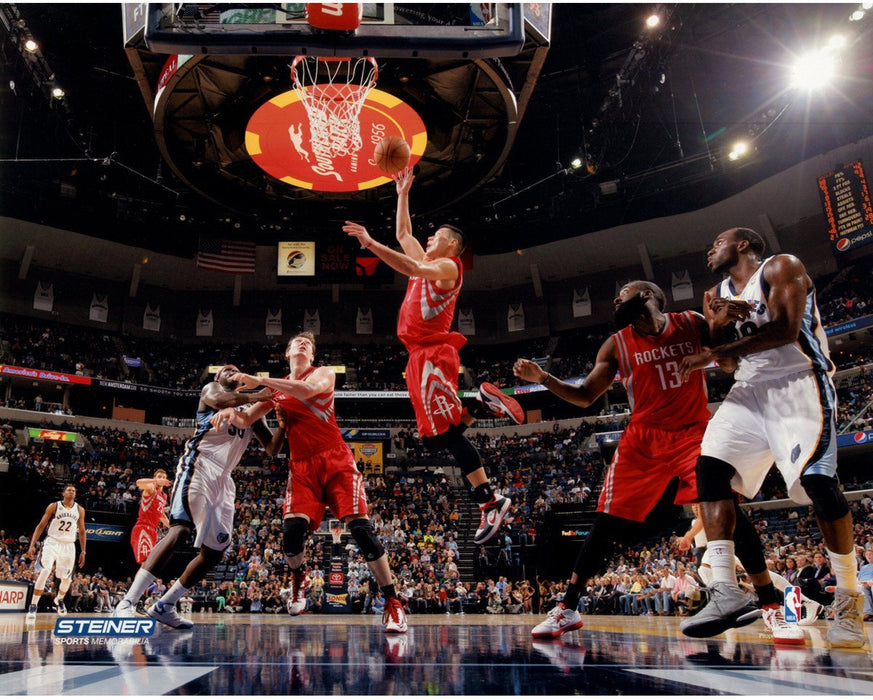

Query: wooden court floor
<box><xmin>1</xmin><ymin>611</ymin><xmax>872</xmax><ymax>696</ymax></box>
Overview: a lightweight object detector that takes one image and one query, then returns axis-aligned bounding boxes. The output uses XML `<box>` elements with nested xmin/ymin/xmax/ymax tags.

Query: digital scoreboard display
<box><xmin>817</xmin><ymin>160</ymin><xmax>873</xmax><ymax>253</ymax></box>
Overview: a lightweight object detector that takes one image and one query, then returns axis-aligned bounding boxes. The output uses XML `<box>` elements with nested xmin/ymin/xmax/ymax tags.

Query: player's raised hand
<box><xmin>708</xmin><ymin>294</ymin><xmax>754</xmax><ymax>327</ymax></box>
<box><xmin>209</xmin><ymin>407</ymin><xmax>237</xmax><ymax>430</ymax></box>
<box><xmin>229</xmin><ymin>372</ymin><xmax>260</xmax><ymax>390</ymax></box>
<box><xmin>343</xmin><ymin>221</ymin><xmax>374</xmax><ymax>249</ymax></box>
<box><xmin>393</xmin><ymin>166</ymin><xmax>414</xmax><ymax>195</ymax></box>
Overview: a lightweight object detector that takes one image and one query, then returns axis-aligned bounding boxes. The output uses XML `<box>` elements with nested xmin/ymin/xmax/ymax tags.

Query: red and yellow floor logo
<box><xmin>245</xmin><ymin>87</ymin><xmax>426</xmax><ymax>192</ymax></box>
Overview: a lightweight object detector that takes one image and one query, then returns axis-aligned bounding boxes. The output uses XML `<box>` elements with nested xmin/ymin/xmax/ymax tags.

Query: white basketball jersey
<box><xmin>176</xmin><ymin>405</ymin><xmax>254</xmax><ymax>478</ymax></box>
<box><xmin>716</xmin><ymin>257</ymin><xmax>833</xmax><ymax>382</ymax></box>
<box><xmin>46</xmin><ymin>501</ymin><xmax>79</xmax><ymax>543</ymax></box>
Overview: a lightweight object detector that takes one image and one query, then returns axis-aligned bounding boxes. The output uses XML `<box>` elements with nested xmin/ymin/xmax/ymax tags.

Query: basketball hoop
<box><xmin>290</xmin><ymin>56</ymin><xmax>378</xmax><ymax>160</ymax></box>
<box><xmin>330</xmin><ymin>523</ymin><xmax>344</xmax><ymax>545</ymax></box>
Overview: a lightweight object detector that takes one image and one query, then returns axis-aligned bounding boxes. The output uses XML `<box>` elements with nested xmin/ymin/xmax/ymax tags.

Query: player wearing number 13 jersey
<box><xmin>513</xmin><ymin>281</ymin><xmax>713</xmax><ymax>638</ymax></box>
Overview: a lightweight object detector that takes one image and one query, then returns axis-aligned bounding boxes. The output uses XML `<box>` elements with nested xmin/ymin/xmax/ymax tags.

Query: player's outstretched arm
<box><xmin>202</xmin><ymin>381</ymin><xmax>272</xmax><ymax>411</ymax></box>
<box><xmin>393</xmin><ymin>168</ymin><xmax>425</xmax><ymax>260</ymax></box>
<box><xmin>78</xmin><ymin>505</ymin><xmax>86</xmax><ymax>568</ymax></box>
<box><xmin>513</xmin><ymin>338</ymin><xmax>619</xmax><ymax>408</ymax></box>
<box><xmin>343</xmin><ymin>221</ymin><xmax>455</xmax><ymax>282</ymax></box>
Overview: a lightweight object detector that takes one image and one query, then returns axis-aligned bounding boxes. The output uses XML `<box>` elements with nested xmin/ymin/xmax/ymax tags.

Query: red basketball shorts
<box><xmin>284</xmin><ymin>443</ymin><xmax>368</xmax><ymax>529</ymax></box>
<box><xmin>131</xmin><ymin>524</ymin><xmax>158</xmax><ymax>565</ymax></box>
<box><xmin>597</xmin><ymin>421</ymin><xmax>706</xmax><ymax>522</ymax></box>
<box><xmin>405</xmin><ymin>344</ymin><xmax>462</xmax><ymax>438</ymax></box>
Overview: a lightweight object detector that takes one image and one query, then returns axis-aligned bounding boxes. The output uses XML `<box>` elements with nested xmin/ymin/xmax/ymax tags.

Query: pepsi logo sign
<box><xmin>855</xmin><ymin>432</ymin><xmax>869</xmax><ymax>444</ymax></box>
<box><xmin>836</xmin><ymin>238</ymin><xmax>851</xmax><ymax>252</ymax></box>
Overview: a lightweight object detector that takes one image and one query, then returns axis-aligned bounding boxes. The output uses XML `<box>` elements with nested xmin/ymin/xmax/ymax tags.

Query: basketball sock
<box><xmin>160</xmin><ymin>579</ymin><xmax>189</xmax><ymax>607</ymax></box>
<box><xmin>707</xmin><ymin>540</ymin><xmax>739</xmax><ymax>586</ymax></box>
<box><xmin>562</xmin><ymin>582</ymin><xmax>582</xmax><ymax>611</ymax></box>
<box><xmin>471</xmin><ymin>483</ymin><xmax>495</xmax><ymax>506</ymax></box>
<box><xmin>753</xmin><ymin>582</ymin><xmax>779</xmax><ymax>607</ymax></box>
<box><xmin>381</xmin><ymin>583</ymin><xmax>397</xmax><ymax>600</ymax></box>
<box><xmin>124</xmin><ymin>569</ymin><xmax>156</xmax><ymax>604</ymax></box>
<box><xmin>827</xmin><ymin>548</ymin><xmax>861</xmax><ymax>592</ymax></box>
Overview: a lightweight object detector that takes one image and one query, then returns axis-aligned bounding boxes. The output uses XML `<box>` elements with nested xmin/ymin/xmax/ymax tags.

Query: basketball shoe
<box><xmin>798</xmin><ymin>597</ymin><xmax>823</xmax><ymax>627</ymax></box>
<box><xmin>826</xmin><ymin>588</ymin><xmax>865</xmax><ymax>648</ymax></box>
<box><xmin>679</xmin><ymin>581</ymin><xmax>760</xmax><ymax>638</ymax></box>
<box><xmin>288</xmin><ymin>576</ymin><xmax>307</xmax><ymax>616</ymax></box>
<box><xmin>113</xmin><ymin>599</ymin><xmax>138</xmax><ymax>618</ymax></box>
<box><xmin>383</xmin><ymin>597</ymin><xmax>408</xmax><ymax>634</ymax></box>
<box><xmin>474</xmin><ymin>495</ymin><xmax>511</xmax><ymax>545</ymax></box>
<box><xmin>478</xmin><ymin>382</ymin><xmax>525</xmax><ymax>424</ymax></box>
<box><xmin>147</xmin><ymin>600</ymin><xmax>194</xmax><ymax>629</ymax></box>
<box><xmin>531</xmin><ymin>603</ymin><xmax>584</xmax><ymax>639</ymax></box>
<box><xmin>54</xmin><ymin>597</ymin><xmax>67</xmax><ymax>615</ymax></box>
<box><xmin>761</xmin><ymin>604</ymin><xmax>805</xmax><ymax>646</ymax></box>
<box><xmin>532</xmin><ymin>640</ymin><xmax>587</xmax><ymax>673</ymax></box>
<box><xmin>25</xmin><ymin>604</ymin><xmax>37</xmax><ymax>621</ymax></box>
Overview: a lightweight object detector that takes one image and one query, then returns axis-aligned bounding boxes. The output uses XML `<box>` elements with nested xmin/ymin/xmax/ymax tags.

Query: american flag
<box><xmin>196</xmin><ymin>237</ymin><xmax>256</xmax><ymax>274</ymax></box>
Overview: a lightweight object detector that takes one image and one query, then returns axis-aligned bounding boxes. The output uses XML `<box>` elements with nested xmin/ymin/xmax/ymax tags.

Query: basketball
<box><xmin>373</xmin><ymin>136</ymin><xmax>411</xmax><ymax>174</ymax></box>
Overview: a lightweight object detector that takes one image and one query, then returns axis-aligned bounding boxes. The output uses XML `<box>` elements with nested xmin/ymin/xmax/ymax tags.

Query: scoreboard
<box><xmin>817</xmin><ymin>160</ymin><xmax>873</xmax><ymax>253</ymax></box>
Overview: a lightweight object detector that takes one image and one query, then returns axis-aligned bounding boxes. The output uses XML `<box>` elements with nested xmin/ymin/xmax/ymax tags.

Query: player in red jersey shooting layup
<box><xmin>343</xmin><ymin>168</ymin><xmax>524</xmax><ymax>546</ymax></box>
<box><xmin>514</xmin><ymin>281</ymin><xmax>734</xmax><ymax>638</ymax></box>
<box><xmin>130</xmin><ymin>469</ymin><xmax>171</xmax><ymax>566</ymax></box>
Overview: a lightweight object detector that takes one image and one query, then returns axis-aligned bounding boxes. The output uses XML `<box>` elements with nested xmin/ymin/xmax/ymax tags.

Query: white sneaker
<box><xmin>827</xmin><ymin>588</ymin><xmax>865</xmax><ymax>649</ymax></box>
<box><xmin>113</xmin><ymin>599</ymin><xmax>138</xmax><ymax>618</ymax></box>
<box><xmin>798</xmin><ymin>597</ymin><xmax>823</xmax><ymax>627</ymax></box>
<box><xmin>54</xmin><ymin>597</ymin><xmax>67</xmax><ymax>615</ymax></box>
<box><xmin>147</xmin><ymin>601</ymin><xmax>194</xmax><ymax>629</ymax></box>
<box><xmin>474</xmin><ymin>495</ymin><xmax>511</xmax><ymax>545</ymax></box>
<box><xmin>25</xmin><ymin>605</ymin><xmax>37</xmax><ymax>621</ymax></box>
<box><xmin>288</xmin><ymin>577</ymin><xmax>307</xmax><ymax>616</ymax></box>
<box><xmin>761</xmin><ymin>605</ymin><xmax>805</xmax><ymax>646</ymax></box>
<box><xmin>531</xmin><ymin>604</ymin><xmax>584</xmax><ymax>639</ymax></box>
<box><xmin>383</xmin><ymin>597</ymin><xmax>408</xmax><ymax>634</ymax></box>
<box><xmin>478</xmin><ymin>382</ymin><xmax>525</xmax><ymax>424</ymax></box>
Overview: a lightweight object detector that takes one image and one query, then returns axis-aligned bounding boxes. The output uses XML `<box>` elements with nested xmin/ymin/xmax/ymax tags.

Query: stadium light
<box><xmin>23</xmin><ymin>38</ymin><xmax>38</xmax><ymax>52</ymax></box>
<box><xmin>849</xmin><ymin>9</ymin><xmax>865</xmax><ymax>21</ymax></box>
<box><xmin>645</xmin><ymin>14</ymin><xmax>660</xmax><ymax>29</ymax></box>
<box><xmin>51</xmin><ymin>87</ymin><xmax>65</xmax><ymax>99</ymax></box>
<box><xmin>789</xmin><ymin>51</ymin><xmax>836</xmax><ymax>90</ymax></box>
<box><xmin>570</xmin><ymin>157</ymin><xmax>583</xmax><ymax>169</ymax></box>
<box><xmin>728</xmin><ymin>141</ymin><xmax>749</xmax><ymax>161</ymax></box>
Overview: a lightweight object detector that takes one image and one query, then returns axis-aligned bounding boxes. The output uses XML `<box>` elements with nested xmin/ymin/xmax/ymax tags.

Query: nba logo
<box><xmin>784</xmin><ymin>586</ymin><xmax>802</xmax><ymax>624</ymax></box>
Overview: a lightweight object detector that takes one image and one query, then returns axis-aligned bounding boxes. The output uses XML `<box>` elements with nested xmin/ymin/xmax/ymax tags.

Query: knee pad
<box><xmin>695</xmin><ymin>456</ymin><xmax>736</xmax><ymax>502</ymax></box>
<box><xmin>732</xmin><ymin>500</ymin><xmax>767</xmax><ymax>575</ymax></box>
<box><xmin>283</xmin><ymin>517</ymin><xmax>309</xmax><ymax>557</ymax></box>
<box><xmin>800</xmin><ymin>474</ymin><xmax>849</xmax><ymax>522</ymax></box>
<box><xmin>347</xmin><ymin>518</ymin><xmax>385</xmax><ymax>562</ymax></box>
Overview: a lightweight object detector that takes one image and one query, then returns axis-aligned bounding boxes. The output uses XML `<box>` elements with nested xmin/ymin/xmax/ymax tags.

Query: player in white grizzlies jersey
<box><xmin>26</xmin><ymin>484</ymin><xmax>86</xmax><ymax>619</ymax></box>
<box><xmin>678</xmin><ymin>227</ymin><xmax>863</xmax><ymax>648</ymax></box>
<box><xmin>114</xmin><ymin>365</ymin><xmax>283</xmax><ymax>628</ymax></box>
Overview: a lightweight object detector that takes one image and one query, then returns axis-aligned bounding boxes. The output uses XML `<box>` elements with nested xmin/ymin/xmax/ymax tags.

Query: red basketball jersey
<box><xmin>611</xmin><ymin>311</ymin><xmax>710</xmax><ymax>428</ymax></box>
<box><xmin>397</xmin><ymin>256</ymin><xmax>466</xmax><ymax>350</ymax></box>
<box><xmin>136</xmin><ymin>488</ymin><xmax>167</xmax><ymax>530</ymax></box>
<box><xmin>272</xmin><ymin>367</ymin><xmax>346</xmax><ymax>460</ymax></box>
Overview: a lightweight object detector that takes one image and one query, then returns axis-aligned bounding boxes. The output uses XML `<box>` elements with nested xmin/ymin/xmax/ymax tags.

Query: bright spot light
<box><xmin>570</xmin><ymin>157</ymin><xmax>583</xmax><ymax>169</ymax></box>
<box><xmin>24</xmin><ymin>39</ymin><xmax>38</xmax><ymax>52</ymax></box>
<box><xmin>790</xmin><ymin>51</ymin><xmax>836</xmax><ymax>89</ymax></box>
<box><xmin>51</xmin><ymin>87</ymin><xmax>64</xmax><ymax>99</ymax></box>
<box><xmin>733</xmin><ymin>141</ymin><xmax>748</xmax><ymax>156</ymax></box>
<box><xmin>728</xmin><ymin>151</ymin><xmax>739</xmax><ymax>161</ymax></box>
<box><xmin>828</xmin><ymin>34</ymin><xmax>847</xmax><ymax>50</ymax></box>
<box><xmin>850</xmin><ymin>9</ymin><xmax>865</xmax><ymax>21</ymax></box>
<box><xmin>862</xmin><ymin>1</ymin><xmax>873</xmax><ymax>10</ymax></box>
<box><xmin>645</xmin><ymin>14</ymin><xmax>660</xmax><ymax>28</ymax></box>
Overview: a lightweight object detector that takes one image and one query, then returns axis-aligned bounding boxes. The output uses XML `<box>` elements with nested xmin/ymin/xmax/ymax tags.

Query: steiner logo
<box><xmin>54</xmin><ymin>618</ymin><xmax>156</xmax><ymax>637</ymax></box>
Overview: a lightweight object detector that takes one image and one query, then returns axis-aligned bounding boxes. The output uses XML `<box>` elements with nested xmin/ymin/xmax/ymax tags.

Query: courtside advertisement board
<box><xmin>0</xmin><ymin>581</ymin><xmax>29</xmax><ymax>612</ymax></box>
<box><xmin>52</xmin><ymin>618</ymin><xmax>156</xmax><ymax>646</ymax></box>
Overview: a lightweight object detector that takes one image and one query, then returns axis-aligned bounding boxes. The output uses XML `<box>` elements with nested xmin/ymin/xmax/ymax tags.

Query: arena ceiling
<box><xmin>2</xmin><ymin>3</ymin><xmax>873</xmax><ymax>259</ymax></box>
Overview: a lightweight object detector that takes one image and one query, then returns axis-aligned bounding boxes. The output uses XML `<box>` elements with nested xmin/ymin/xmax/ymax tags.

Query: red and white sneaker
<box><xmin>531</xmin><ymin>603</ymin><xmax>584</xmax><ymax>639</ymax></box>
<box><xmin>288</xmin><ymin>575</ymin><xmax>307</xmax><ymax>616</ymax></box>
<box><xmin>474</xmin><ymin>495</ymin><xmax>511</xmax><ymax>545</ymax></box>
<box><xmin>478</xmin><ymin>382</ymin><xmax>525</xmax><ymax>424</ymax></box>
<box><xmin>761</xmin><ymin>604</ymin><xmax>805</xmax><ymax>646</ymax></box>
<box><xmin>383</xmin><ymin>597</ymin><xmax>408</xmax><ymax>634</ymax></box>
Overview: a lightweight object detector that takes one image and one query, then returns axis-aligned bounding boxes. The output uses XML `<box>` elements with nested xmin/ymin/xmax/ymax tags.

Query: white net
<box><xmin>291</xmin><ymin>56</ymin><xmax>378</xmax><ymax>159</ymax></box>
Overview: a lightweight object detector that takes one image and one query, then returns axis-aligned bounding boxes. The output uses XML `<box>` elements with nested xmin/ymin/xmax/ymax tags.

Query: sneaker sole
<box><xmin>473</xmin><ymin>498</ymin><xmax>512</xmax><ymax>545</ymax></box>
<box><xmin>147</xmin><ymin>609</ymin><xmax>194</xmax><ymax>630</ymax></box>
<box><xmin>827</xmin><ymin>634</ymin><xmax>866</xmax><ymax>649</ymax></box>
<box><xmin>680</xmin><ymin>606</ymin><xmax>760</xmax><ymax>638</ymax></box>
<box><xmin>531</xmin><ymin>620</ymin><xmax>584</xmax><ymax>639</ymax></box>
<box><xmin>479</xmin><ymin>383</ymin><xmax>525</xmax><ymax>424</ymax></box>
<box><xmin>772</xmin><ymin>635</ymin><xmax>806</xmax><ymax>646</ymax></box>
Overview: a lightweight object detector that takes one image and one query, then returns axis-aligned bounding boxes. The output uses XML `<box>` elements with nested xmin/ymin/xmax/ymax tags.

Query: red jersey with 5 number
<box><xmin>136</xmin><ymin>488</ymin><xmax>167</xmax><ymax>529</ymax></box>
<box><xmin>271</xmin><ymin>368</ymin><xmax>346</xmax><ymax>460</ymax></box>
<box><xmin>397</xmin><ymin>256</ymin><xmax>466</xmax><ymax>349</ymax></box>
<box><xmin>611</xmin><ymin>311</ymin><xmax>710</xmax><ymax>428</ymax></box>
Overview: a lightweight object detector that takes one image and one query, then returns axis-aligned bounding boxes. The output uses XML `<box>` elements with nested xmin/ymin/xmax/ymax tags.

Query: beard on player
<box><xmin>613</xmin><ymin>292</ymin><xmax>649</xmax><ymax>328</ymax></box>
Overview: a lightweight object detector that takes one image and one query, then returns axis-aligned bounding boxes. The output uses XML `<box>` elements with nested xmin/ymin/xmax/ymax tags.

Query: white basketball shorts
<box><xmin>41</xmin><ymin>537</ymin><xmax>76</xmax><ymax>580</ymax></box>
<box><xmin>700</xmin><ymin>369</ymin><xmax>837</xmax><ymax>505</ymax></box>
<box><xmin>169</xmin><ymin>460</ymin><xmax>237</xmax><ymax>551</ymax></box>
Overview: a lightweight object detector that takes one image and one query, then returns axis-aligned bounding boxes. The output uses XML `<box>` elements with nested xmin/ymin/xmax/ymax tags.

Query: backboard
<box><xmin>140</xmin><ymin>3</ymin><xmax>526</xmax><ymax>58</ymax></box>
